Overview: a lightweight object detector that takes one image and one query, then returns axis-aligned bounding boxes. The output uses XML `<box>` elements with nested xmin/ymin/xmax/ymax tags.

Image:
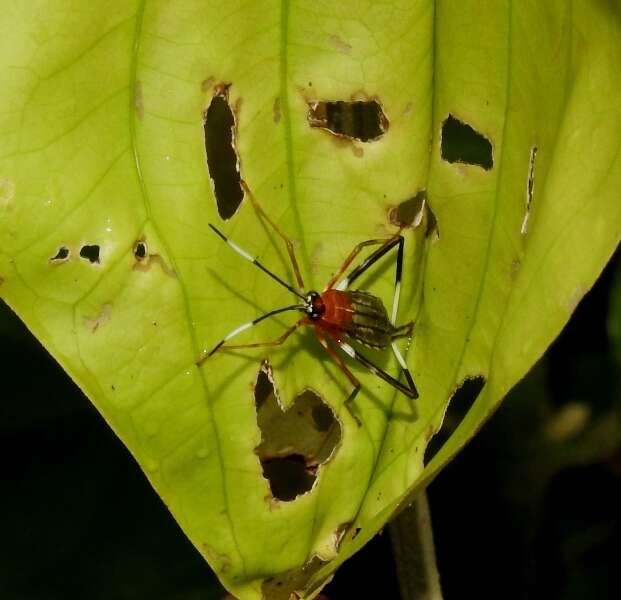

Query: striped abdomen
<box><xmin>320</xmin><ymin>289</ymin><xmax>394</xmax><ymax>349</ymax></box>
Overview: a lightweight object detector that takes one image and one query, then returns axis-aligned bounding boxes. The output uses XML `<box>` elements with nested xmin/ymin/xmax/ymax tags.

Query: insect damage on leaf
<box><xmin>203</xmin><ymin>84</ymin><xmax>243</xmax><ymax>220</ymax></box>
<box><xmin>255</xmin><ymin>365</ymin><xmax>341</xmax><ymax>502</ymax></box>
<box><xmin>133</xmin><ymin>240</ymin><xmax>147</xmax><ymax>261</ymax></box>
<box><xmin>132</xmin><ymin>252</ymin><xmax>176</xmax><ymax>277</ymax></box>
<box><xmin>389</xmin><ymin>191</ymin><xmax>428</xmax><ymax>229</ymax></box>
<box><xmin>521</xmin><ymin>145</ymin><xmax>538</xmax><ymax>235</ymax></box>
<box><xmin>49</xmin><ymin>246</ymin><xmax>70</xmax><ymax>263</ymax></box>
<box><xmin>424</xmin><ymin>375</ymin><xmax>486</xmax><ymax>464</ymax></box>
<box><xmin>83</xmin><ymin>302</ymin><xmax>113</xmax><ymax>333</ymax></box>
<box><xmin>441</xmin><ymin>114</ymin><xmax>493</xmax><ymax>170</ymax></box>
<box><xmin>262</xmin><ymin>555</ymin><xmax>327</xmax><ymax>600</ymax></box>
<box><xmin>327</xmin><ymin>33</ymin><xmax>352</xmax><ymax>54</ymax></box>
<box><xmin>130</xmin><ymin>237</ymin><xmax>176</xmax><ymax>277</ymax></box>
<box><xmin>307</xmin><ymin>99</ymin><xmax>388</xmax><ymax>142</ymax></box>
<box><xmin>425</xmin><ymin>203</ymin><xmax>440</xmax><ymax>240</ymax></box>
<box><xmin>79</xmin><ymin>244</ymin><xmax>100</xmax><ymax>264</ymax></box>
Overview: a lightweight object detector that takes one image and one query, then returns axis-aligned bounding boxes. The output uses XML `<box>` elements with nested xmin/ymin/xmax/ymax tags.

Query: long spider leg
<box><xmin>339</xmin><ymin>341</ymin><xmax>418</xmax><ymax>400</ymax></box>
<box><xmin>336</xmin><ymin>235</ymin><xmax>418</xmax><ymax>398</ymax></box>
<box><xmin>383</xmin><ymin>238</ymin><xmax>419</xmax><ymax>399</ymax></box>
<box><xmin>241</xmin><ymin>180</ymin><xmax>305</xmax><ymax>290</ymax></box>
<box><xmin>389</xmin><ymin>235</ymin><xmax>404</xmax><ymax>325</ymax></box>
<box><xmin>335</xmin><ymin>235</ymin><xmax>418</xmax><ymax>398</ymax></box>
<box><xmin>209</xmin><ymin>224</ymin><xmax>306</xmax><ymax>301</ymax></box>
<box><xmin>389</xmin><ymin>342</ymin><xmax>419</xmax><ymax>399</ymax></box>
<box><xmin>197</xmin><ymin>305</ymin><xmax>303</xmax><ymax>365</ymax></box>
<box><xmin>335</xmin><ymin>235</ymin><xmax>403</xmax><ymax>291</ymax></box>
<box><xmin>218</xmin><ymin>319</ymin><xmax>306</xmax><ymax>352</ymax></box>
<box><xmin>325</xmin><ymin>238</ymin><xmax>390</xmax><ymax>290</ymax></box>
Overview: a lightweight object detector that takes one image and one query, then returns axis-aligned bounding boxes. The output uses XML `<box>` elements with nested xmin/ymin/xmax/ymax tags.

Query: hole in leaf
<box><xmin>307</xmin><ymin>100</ymin><xmax>388</xmax><ymax>142</ymax></box>
<box><xmin>389</xmin><ymin>191</ymin><xmax>427</xmax><ymax>228</ymax></box>
<box><xmin>203</xmin><ymin>85</ymin><xmax>243</xmax><ymax>220</ymax></box>
<box><xmin>388</xmin><ymin>191</ymin><xmax>440</xmax><ymax>239</ymax></box>
<box><xmin>49</xmin><ymin>246</ymin><xmax>70</xmax><ymax>263</ymax></box>
<box><xmin>132</xmin><ymin>251</ymin><xmax>176</xmax><ymax>277</ymax></box>
<box><xmin>311</xmin><ymin>403</ymin><xmax>335</xmax><ymax>432</ymax></box>
<box><xmin>261</xmin><ymin>455</ymin><xmax>316</xmax><ymax>502</ymax></box>
<box><xmin>133</xmin><ymin>240</ymin><xmax>147</xmax><ymax>260</ymax></box>
<box><xmin>79</xmin><ymin>244</ymin><xmax>100</xmax><ymax>264</ymax></box>
<box><xmin>521</xmin><ymin>145</ymin><xmax>538</xmax><ymax>235</ymax></box>
<box><xmin>255</xmin><ymin>365</ymin><xmax>341</xmax><ymax>502</ymax></box>
<box><xmin>424</xmin><ymin>375</ymin><xmax>486</xmax><ymax>464</ymax></box>
<box><xmin>425</xmin><ymin>202</ymin><xmax>440</xmax><ymax>239</ymax></box>
<box><xmin>441</xmin><ymin>114</ymin><xmax>493</xmax><ymax>170</ymax></box>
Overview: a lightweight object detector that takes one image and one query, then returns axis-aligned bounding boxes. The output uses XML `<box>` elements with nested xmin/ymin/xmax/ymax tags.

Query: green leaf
<box><xmin>1</xmin><ymin>2</ymin><xmax>619</xmax><ymax>599</ymax></box>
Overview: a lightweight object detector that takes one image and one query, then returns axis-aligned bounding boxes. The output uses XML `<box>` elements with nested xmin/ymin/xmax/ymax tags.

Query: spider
<box><xmin>198</xmin><ymin>183</ymin><xmax>418</xmax><ymax>422</ymax></box>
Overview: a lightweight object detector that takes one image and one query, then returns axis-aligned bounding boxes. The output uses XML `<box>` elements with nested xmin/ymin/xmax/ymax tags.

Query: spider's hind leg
<box><xmin>315</xmin><ymin>330</ymin><xmax>362</xmax><ymax>426</ymax></box>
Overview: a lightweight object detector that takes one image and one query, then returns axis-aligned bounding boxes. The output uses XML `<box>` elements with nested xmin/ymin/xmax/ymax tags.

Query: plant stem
<box><xmin>388</xmin><ymin>491</ymin><xmax>443</xmax><ymax>600</ymax></box>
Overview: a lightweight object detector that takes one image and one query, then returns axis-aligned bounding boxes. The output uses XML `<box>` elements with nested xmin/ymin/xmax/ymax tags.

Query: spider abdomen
<box><xmin>320</xmin><ymin>289</ymin><xmax>394</xmax><ymax>349</ymax></box>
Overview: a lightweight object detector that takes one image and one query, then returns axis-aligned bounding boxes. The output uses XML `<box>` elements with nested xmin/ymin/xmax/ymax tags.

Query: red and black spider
<box><xmin>198</xmin><ymin>184</ymin><xmax>418</xmax><ymax>422</ymax></box>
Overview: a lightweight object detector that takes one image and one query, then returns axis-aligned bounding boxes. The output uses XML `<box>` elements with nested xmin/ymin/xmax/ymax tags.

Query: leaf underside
<box><xmin>1</xmin><ymin>2</ymin><xmax>620</xmax><ymax>598</ymax></box>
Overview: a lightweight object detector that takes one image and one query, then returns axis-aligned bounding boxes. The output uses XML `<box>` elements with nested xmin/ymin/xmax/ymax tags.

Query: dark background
<box><xmin>1</xmin><ymin>247</ymin><xmax>619</xmax><ymax>599</ymax></box>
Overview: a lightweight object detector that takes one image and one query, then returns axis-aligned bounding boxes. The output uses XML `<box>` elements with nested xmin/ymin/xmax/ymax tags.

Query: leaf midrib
<box><xmin>127</xmin><ymin>0</ymin><xmax>246</xmax><ymax>574</ymax></box>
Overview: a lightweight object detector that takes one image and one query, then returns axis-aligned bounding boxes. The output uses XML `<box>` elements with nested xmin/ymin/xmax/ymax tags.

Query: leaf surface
<box><xmin>1</xmin><ymin>2</ymin><xmax>620</xmax><ymax>598</ymax></box>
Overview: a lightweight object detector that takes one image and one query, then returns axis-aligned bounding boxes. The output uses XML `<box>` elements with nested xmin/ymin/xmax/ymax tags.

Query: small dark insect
<box><xmin>198</xmin><ymin>183</ymin><xmax>418</xmax><ymax>423</ymax></box>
